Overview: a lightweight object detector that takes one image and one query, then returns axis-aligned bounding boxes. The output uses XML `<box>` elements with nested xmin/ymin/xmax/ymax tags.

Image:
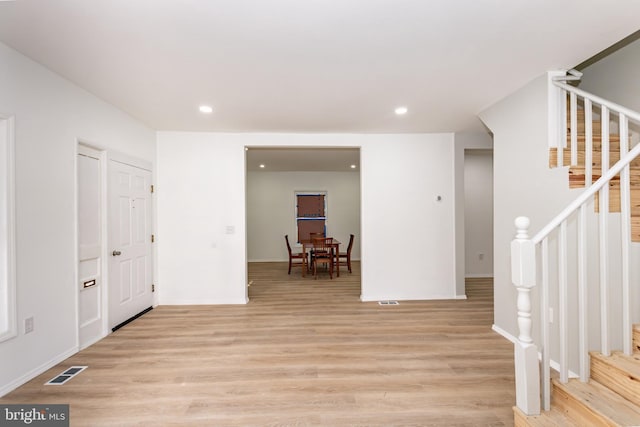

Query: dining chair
<box><xmin>285</xmin><ymin>235</ymin><xmax>307</xmax><ymax>275</ymax></box>
<box><xmin>312</xmin><ymin>237</ymin><xmax>333</xmax><ymax>279</ymax></box>
<box><xmin>308</xmin><ymin>232</ymin><xmax>324</xmax><ymax>265</ymax></box>
<box><xmin>337</xmin><ymin>233</ymin><xmax>354</xmax><ymax>273</ymax></box>
<box><xmin>309</xmin><ymin>232</ymin><xmax>324</xmax><ymax>240</ymax></box>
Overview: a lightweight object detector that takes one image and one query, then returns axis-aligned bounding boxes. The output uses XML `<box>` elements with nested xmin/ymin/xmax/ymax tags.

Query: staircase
<box><xmin>548</xmin><ymin>105</ymin><xmax>640</xmax><ymax>241</ymax></box>
<box><xmin>516</xmin><ymin>99</ymin><xmax>640</xmax><ymax>424</ymax></box>
<box><xmin>514</xmin><ymin>324</ymin><xmax>640</xmax><ymax>426</ymax></box>
<box><xmin>509</xmin><ymin>72</ymin><xmax>640</xmax><ymax>426</ymax></box>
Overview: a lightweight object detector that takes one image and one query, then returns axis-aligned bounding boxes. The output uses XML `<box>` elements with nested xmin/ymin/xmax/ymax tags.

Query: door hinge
<box><xmin>152</xmin><ymin>284</ymin><xmax>155</xmax><ymax>292</ymax></box>
<box><xmin>151</xmin><ymin>234</ymin><xmax>155</xmax><ymax>243</ymax></box>
<box><xmin>150</xmin><ymin>184</ymin><xmax>154</xmax><ymax>194</ymax></box>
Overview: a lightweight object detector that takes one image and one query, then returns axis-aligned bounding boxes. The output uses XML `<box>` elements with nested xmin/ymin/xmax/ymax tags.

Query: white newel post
<box><xmin>511</xmin><ymin>216</ymin><xmax>540</xmax><ymax>415</ymax></box>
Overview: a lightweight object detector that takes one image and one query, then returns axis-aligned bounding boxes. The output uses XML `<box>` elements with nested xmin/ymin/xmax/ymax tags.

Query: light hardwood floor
<box><xmin>1</xmin><ymin>262</ymin><xmax>516</xmax><ymax>426</ymax></box>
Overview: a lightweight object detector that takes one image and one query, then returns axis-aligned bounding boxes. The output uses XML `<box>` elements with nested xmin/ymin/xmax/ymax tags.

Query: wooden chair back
<box><xmin>285</xmin><ymin>234</ymin><xmax>307</xmax><ymax>275</ymax></box>
<box><xmin>309</xmin><ymin>232</ymin><xmax>324</xmax><ymax>243</ymax></box>
<box><xmin>311</xmin><ymin>237</ymin><xmax>333</xmax><ymax>279</ymax></box>
<box><xmin>338</xmin><ymin>234</ymin><xmax>354</xmax><ymax>273</ymax></box>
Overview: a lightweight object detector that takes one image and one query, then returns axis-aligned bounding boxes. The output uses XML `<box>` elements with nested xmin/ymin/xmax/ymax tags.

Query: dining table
<box><xmin>301</xmin><ymin>238</ymin><xmax>341</xmax><ymax>277</ymax></box>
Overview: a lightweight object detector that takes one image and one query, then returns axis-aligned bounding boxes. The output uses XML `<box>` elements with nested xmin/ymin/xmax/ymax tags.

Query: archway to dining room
<box><xmin>244</xmin><ymin>147</ymin><xmax>361</xmax><ymax>302</ymax></box>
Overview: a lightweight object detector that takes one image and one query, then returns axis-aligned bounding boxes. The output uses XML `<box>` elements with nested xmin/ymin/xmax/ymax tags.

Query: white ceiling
<box><xmin>246</xmin><ymin>147</ymin><xmax>359</xmax><ymax>171</ymax></box>
<box><xmin>1</xmin><ymin>0</ymin><xmax>640</xmax><ymax>136</ymax></box>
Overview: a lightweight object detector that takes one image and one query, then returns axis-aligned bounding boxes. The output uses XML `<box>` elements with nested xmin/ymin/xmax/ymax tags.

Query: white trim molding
<box><xmin>492</xmin><ymin>324</ymin><xmax>518</xmax><ymax>344</ymax></box>
<box><xmin>0</xmin><ymin>114</ymin><xmax>16</xmax><ymax>343</ymax></box>
<box><xmin>160</xmin><ymin>298</ymin><xmax>249</xmax><ymax>305</ymax></box>
<box><xmin>0</xmin><ymin>346</ymin><xmax>78</xmax><ymax>397</ymax></box>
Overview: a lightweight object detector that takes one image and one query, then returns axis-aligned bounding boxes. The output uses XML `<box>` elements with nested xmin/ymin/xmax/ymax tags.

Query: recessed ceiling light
<box><xmin>259</xmin><ymin>164</ymin><xmax>265</xmax><ymax>168</ymax></box>
<box><xmin>395</xmin><ymin>106</ymin><xmax>408</xmax><ymax>115</ymax></box>
<box><xmin>199</xmin><ymin>105</ymin><xmax>213</xmax><ymax>114</ymax></box>
<box><xmin>350</xmin><ymin>164</ymin><xmax>357</xmax><ymax>169</ymax></box>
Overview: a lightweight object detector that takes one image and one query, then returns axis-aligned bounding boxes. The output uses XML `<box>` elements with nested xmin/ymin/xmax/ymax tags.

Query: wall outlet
<box><xmin>24</xmin><ymin>316</ymin><xmax>34</xmax><ymax>334</ymax></box>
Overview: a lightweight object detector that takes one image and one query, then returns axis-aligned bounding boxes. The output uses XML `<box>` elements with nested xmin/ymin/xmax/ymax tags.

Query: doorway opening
<box><xmin>245</xmin><ymin>147</ymin><xmax>361</xmax><ymax>300</ymax></box>
<box><xmin>463</xmin><ymin>148</ymin><xmax>494</xmax><ymax>280</ymax></box>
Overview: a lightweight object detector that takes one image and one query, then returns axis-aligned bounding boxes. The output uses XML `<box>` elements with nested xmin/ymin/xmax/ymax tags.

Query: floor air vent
<box><xmin>45</xmin><ymin>366</ymin><xmax>87</xmax><ymax>385</ymax></box>
<box><xmin>378</xmin><ymin>300</ymin><xmax>399</xmax><ymax>305</ymax></box>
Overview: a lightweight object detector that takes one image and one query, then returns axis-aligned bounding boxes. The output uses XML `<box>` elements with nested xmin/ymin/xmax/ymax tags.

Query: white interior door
<box><xmin>78</xmin><ymin>145</ymin><xmax>105</xmax><ymax>348</ymax></box>
<box><xmin>108</xmin><ymin>159</ymin><xmax>153</xmax><ymax>330</ymax></box>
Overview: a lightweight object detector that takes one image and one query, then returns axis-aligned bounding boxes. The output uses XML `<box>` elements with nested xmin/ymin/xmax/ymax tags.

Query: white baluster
<box><xmin>570</xmin><ymin>92</ymin><xmax>577</xmax><ymax>165</ymax></box>
<box><xmin>559</xmin><ymin>221</ymin><xmax>568</xmax><ymax>383</ymax></box>
<box><xmin>511</xmin><ymin>216</ymin><xmax>540</xmax><ymax>415</ymax></box>
<box><xmin>620</xmin><ymin>113</ymin><xmax>632</xmax><ymax>356</ymax></box>
<box><xmin>600</xmin><ymin>106</ymin><xmax>610</xmax><ymax>356</ymax></box>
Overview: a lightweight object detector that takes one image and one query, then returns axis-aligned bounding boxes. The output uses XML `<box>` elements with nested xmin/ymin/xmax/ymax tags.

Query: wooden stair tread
<box><xmin>567</xmin><ymin>120</ymin><xmax>602</xmax><ymax>132</ymax></box>
<box><xmin>568</xmin><ymin>165</ymin><xmax>640</xmax><ymax>173</ymax></box>
<box><xmin>513</xmin><ymin>406</ymin><xmax>581</xmax><ymax>427</ymax></box>
<box><xmin>552</xmin><ymin>377</ymin><xmax>640</xmax><ymax>426</ymax></box>
<box><xmin>567</xmin><ymin>167</ymin><xmax>640</xmax><ymax>182</ymax></box>
<box><xmin>571</xmin><ymin>135</ymin><xmax>622</xmax><ymax>141</ymax></box>
<box><xmin>591</xmin><ymin>351</ymin><xmax>640</xmax><ymax>408</ymax></box>
<box><xmin>551</xmin><ymin>138</ymin><xmax>623</xmax><ymax>155</ymax></box>
<box><xmin>548</xmin><ymin>143</ymin><xmax>639</xmax><ymax>168</ymax></box>
<box><xmin>567</xmin><ymin>168</ymin><xmax>640</xmax><ymax>190</ymax></box>
<box><xmin>568</xmin><ymin>168</ymin><xmax>640</xmax><ymax>182</ymax></box>
<box><xmin>592</xmin><ymin>351</ymin><xmax>640</xmax><ymax>378</ymax></box>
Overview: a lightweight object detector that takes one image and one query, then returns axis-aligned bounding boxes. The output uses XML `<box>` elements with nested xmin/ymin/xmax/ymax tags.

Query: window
<box><xmin>0</xmin><ymin>115</ymin><xmax>16</xmax><ymax>342</ymax></box>
<box><xmin>296</xmin><ymin>192</ymin><xmax>326</xmax><ymax>242</ymax></box>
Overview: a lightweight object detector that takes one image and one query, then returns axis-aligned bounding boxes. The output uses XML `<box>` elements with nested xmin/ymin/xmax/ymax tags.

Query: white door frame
<box><xmin>75</xmin><ymin>142</ymin><xmax>109</xmax><ymax>349</ymax></box>
<box><xmin>74</xmin><ymin>144</ymin><xmax>154</xmax><ymax>349</ymax></box>
<box><xmin>0</xmin><ymin>115</ymin><xmax>16</xmax><ymax>343</ymax></box>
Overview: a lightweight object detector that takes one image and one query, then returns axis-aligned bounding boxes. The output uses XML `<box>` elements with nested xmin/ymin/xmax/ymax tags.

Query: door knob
<box><xmin>112</xmin><ymin>250</ymin><xmax>122</xmax><ymax>256</ymax></box>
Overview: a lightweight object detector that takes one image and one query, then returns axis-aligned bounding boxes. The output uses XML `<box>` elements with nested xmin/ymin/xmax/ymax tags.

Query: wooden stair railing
<box><xmin>510</xmin><ymin>73</ymin><xmax>640</xmax><ymax>423</ymax></box>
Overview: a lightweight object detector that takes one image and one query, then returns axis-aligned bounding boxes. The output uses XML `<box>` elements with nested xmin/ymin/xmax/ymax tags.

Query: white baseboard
<box><xmin>0</xmin><ymin>346</ymin><xmax>78</xmax><ymax>397</ymax></box>
<box><xmin>491</xmin><ymin>325</ymin><xmax>579</xmax><ymax>379</ymax></box>
<box><xmin>360</xmin><ymin>294</ymin><xmax>459</xmax><ymax>302</ymax></box>
<box><xmin>455</xmin><ymin>294</ymin><xmax>467</xmax><ymax>300</ymax></box>
<box><xmin>466</xmin><ymin>274</ymin><xmax>494</xmax><ymax>279</ymax></box>
<box><xmin>160</xmin><ymin>297</ymin><xmax>249</xmax><ymax>305</ymax></box>
<box><xmin>492</xmin><ymin>324</ymin><xmax>518</xmax><ymax>344</ymax></box>
<box><xmin>79</xmin><ymin>334</ymin><xmax>105</xmax><ymax>351</ymax></box>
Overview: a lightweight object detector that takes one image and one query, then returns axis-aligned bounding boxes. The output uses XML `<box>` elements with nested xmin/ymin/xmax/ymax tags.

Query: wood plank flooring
<box><xmin>1</xmin><ymin>262</ymin><xmax>516</xmax><ymax>426</ymax></box>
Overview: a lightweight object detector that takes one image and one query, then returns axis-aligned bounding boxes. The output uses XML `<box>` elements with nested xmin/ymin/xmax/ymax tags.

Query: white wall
<box><xmin>479</xmin><ymin>74</ymin><xmax>578</xmax><ymax>339</ymax></box>
<box><xmin>579</xmin><ymin>37</ymin><xmax>640</xmax><ymax>113</ymax></box>
<box><xmin>361</xmin><ymin>134</ymin><xmax>456</xmax><ymax>301</ymax></box>
<box><xmin>464</xmin><ymin>150</ymin><xmax>493</xmax><ymax>277</ymax></box>
<box><xmin>157</xmin><ymin>132</ymin><xmax>458</xmax><ymax>304</ymax></box>
<box><xmin>247</xmin><ymin>171</ymin><xmax>360</xmax><ymax>262</ymax></box>
<box><xmin>0</xmin><ymin>42</ymin><xmax>156</xmax><ymax>396</ymax></box>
